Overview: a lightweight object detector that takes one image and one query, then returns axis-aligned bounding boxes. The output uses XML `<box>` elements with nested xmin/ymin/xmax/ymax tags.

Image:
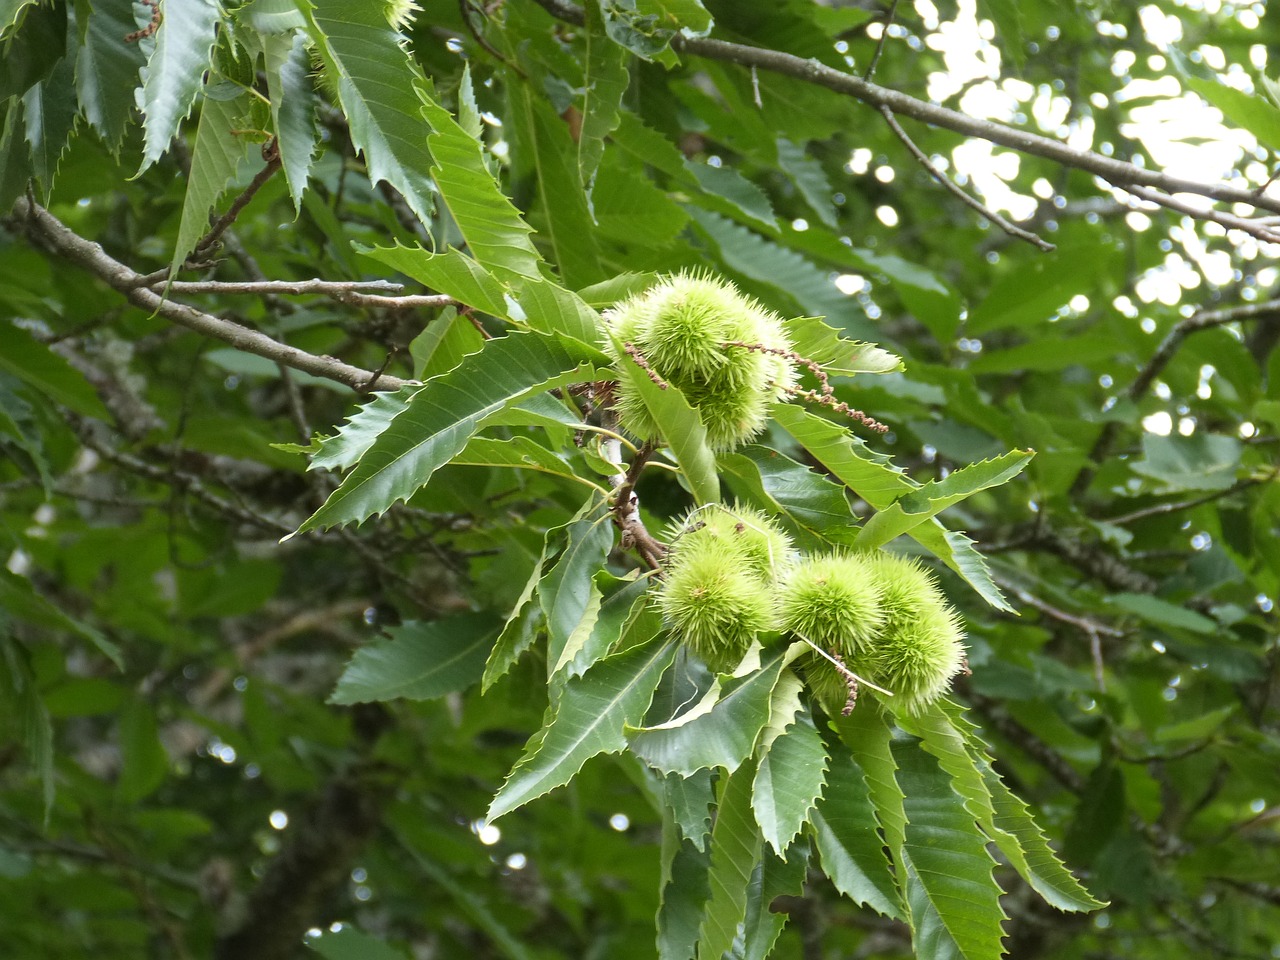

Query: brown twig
<box><xmin>193</xmin><ymin>150</ymin><xmax>283</xmax><ymax>258</ymax></box>
<box><xmin>13</xmin><ymin>199</ymin><xmax>408</xmax><ymax>393</ymax></box>
<box><xmin>1122</xmin><ymin>183</ymin><xmax>1280</xmax><ymax>245</ymax></box>
<box><xmin>623</xmin><ymin>341</ymin><xmax>669</xmax><ymax>389</ymax></box>
<box><xmin>863</xmin><ymin>0</ymin><xmax>899</xmax><ymax>81</ymax></box>
<box><xmin>880</xmin><ymin>105</ymin><xmax>1056</xmax><ymax>251</ymax></box>
<box><xmin>609</xmin><ymin>440</ymin><xmax>667</xmax><ymax>571</ymax></box>
<box><xmin>783</xmin><ymin>386</ymin><xmax>889</xmax><ymax>433</ymax></box>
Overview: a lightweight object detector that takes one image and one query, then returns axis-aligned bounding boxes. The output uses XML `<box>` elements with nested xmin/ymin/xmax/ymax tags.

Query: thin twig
<box><xmin>1122</xmin><ymin>183</ymin><xmax>1280</xmax><ymax>245</ymax></box>
<box><xmin>881</xmin><ymin>105</ymin><xmax>1055</xmax><ymax>251</ymax></box>
<box><xmin>863</xmin><ymin>0</ymin><xmax>899</xmax><ymax>81</ymax></box>
<box><xmin>14</xmin><ymin>200</ymin><xmax>408</xmax><ymax>393</ymax></box>
<box><xmin>194</xmin><ymin>149</ymin><xmax>283</xmax><ymax>257</ymax></box>
<box><xmin>527</xmin><ymin>0</ymin><xmax>1280</xmax><ymax>216</ymax></box>
<box><xmin>1105</xmin><ymin>472</ymin><xmax>1273</xmax><ymax>526</ymax></box>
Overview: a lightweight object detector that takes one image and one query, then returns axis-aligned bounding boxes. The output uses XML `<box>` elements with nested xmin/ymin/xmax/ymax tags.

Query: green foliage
<box><xmin>2</xmin><ymin>2</ymin><xmax>1278</xmax><ymax>959</ymax></box>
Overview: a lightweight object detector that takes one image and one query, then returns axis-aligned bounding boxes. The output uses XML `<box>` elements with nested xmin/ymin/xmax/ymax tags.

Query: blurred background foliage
<box><xmin>1</xmin><ymin>0</ymin><xmax>1278</xmax><ymax>957</ymax></box>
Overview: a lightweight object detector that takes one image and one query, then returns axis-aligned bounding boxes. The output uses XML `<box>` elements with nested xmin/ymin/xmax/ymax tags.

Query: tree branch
<box><xmin>880</xmin><ymin>105</ymin><xmax>1055</xmax><ymax>251</ymax></box>
<box><xmin>12</xmin><ymin>199</ymin><xmax>408</xmax><ymax>393</ymax></box>
<box><xmin>528</xmin><ymin>0</ymin><xmax>1280</xmax><ymax>219</ymax></box>
<box><xmin>1122</xmin><ymin>183</ymin><xmax>1280</xmax><ymax>245</ymax></box>
<box><xmin>152</xmin><ymin>278</ymin><xmax>458</xmax><ymax>311</ymax></box>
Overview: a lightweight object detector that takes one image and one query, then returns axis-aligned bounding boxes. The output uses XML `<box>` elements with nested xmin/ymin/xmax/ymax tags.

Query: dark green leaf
<box><xmin>697</xmin><ymin>757</ymin><xmax>761</xmax><ymax>960</ymax></box>
<box><xmin>329</xmin><ymin>614</ymin><xmax>498</xmax><ymax>704</ymax></box>
<box><xmin>752</xmin><ymin>707</ymin><xmax>827</xmax><ymax>855</ymax></box>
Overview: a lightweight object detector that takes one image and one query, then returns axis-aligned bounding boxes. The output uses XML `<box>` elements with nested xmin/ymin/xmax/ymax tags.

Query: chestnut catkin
<box><xmin>862</xmin><ymin>553</ymin><xmax>966</xmax><ymax>714</ymax></box>
<box><xmin>604</xmin><ymin>272</ymin><xmax>797</xmax><ymax>451</ymax></box>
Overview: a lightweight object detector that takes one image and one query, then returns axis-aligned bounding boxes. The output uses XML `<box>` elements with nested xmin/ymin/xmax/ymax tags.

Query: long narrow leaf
<box><xmin>295</xmin><ymin>334</ymin><xmax>604</xmax><ymax>534</ymax></box>
<box><xmin>487</xmin><ymin>636</ymin><xmax>677</xmax><ymax>821</ymax></box>
<box><xmin>138</xmin><ymin>0</ymin><xmax>220</xmax><ymax>170</ymax></box>
<box><xmin>697</xmin><ymin>758</ymin><xmax>761</xmax><ymax>960</ymax></box>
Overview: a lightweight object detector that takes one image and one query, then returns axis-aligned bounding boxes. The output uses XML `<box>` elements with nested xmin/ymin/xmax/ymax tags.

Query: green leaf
<box><xmin>697</xmin><ymin>757</ymin><xmax>761</xmax><ymax>960</ymax></box>
<box><xmin>452</xmin><ymin>436</ymin><xmax>601</xmax><ymax>491</ymax></box>
<box><xmin>663</xmin><ymin>768</ymin><xmax>715</xmax><ymax>852</ymax></box>
<box><xmin>306</xmin><ymin>926</ymin><xmax>409</xmax><ymax>960</ymax></box>
<box><xmin>410</xmin><ymin>307</ymin><xmax>485</xmax><ymax>380</ymax></box>
<box><xmin>0</xmin><ymin>570</ymin><xmax>123</xmax><ymax>668</ymax></box>
<box><xmin>170</xmin><ymin>93</ymin><xmax>256</xmax><ymax>277</ymax></box>
<box><xmin>578</xmin><ymin>271</ymin><xmax>659</xmax><ymax>308</ymax></box>
<box><xmin>75</xmin><ymin>0</ymin><xmax>147</xmax><ymax>152</ymax></box>
<box><xmin>329</xmin><ymin>614</ymin><xmax>498</xmax><ymax>704</ymax></box>
<box><xmin>965</xmin><ymin>245</ymin><xmax>1102</xmax><ymax>335</ymax></box>
<box><xmin>421</xmin><ymin>83</ymin><xmax>545</xmax><ymax>281</ymax></box>
<box><xmin>580</xmin><ymin>0</ymin><xmax>629</xmax><ymax>198</ymax></box>
<box><xmin>781</xmin><ymin>315</ymin><xmax>903</xmax><ymax>377</ymax></box>
<box><xmin>559</xmin><ymin>571</ymin><xmax>654</xmax><ymax>678</ymax></box>
<box><xmin>719</xmin><ymin>444</ymin><xmax>861</xmax><ymax>549</ymax></box>
<box><xmin>517</xmin><ymin>279</ymin><xmax>604</xmax><ymax>345</ymax></box>
<box><xmin>0</xmin><ymin>0</ymin><xmax>38</xmax><ymax>35</ymax></box>
<box><xmin>1108</xmin><ymin>593</ymin><xmax>1218</xmax><ymax>635</ymax></box>
<box><xmin>810</xmin><ymin>746</ymin><xmax>904</xmax><ymax>919</ymax></box>
<box><xmin>0</xmin><ymin>2</ymin><xmax>63</xmax><ymax>101</ymax></box>
<box><xmin>628</xmin><ymin>647</ymin><xmax>792</xmax><ymax>776</ymax></box>
<box><xmin>1180</xmin><ymin>69</ymin><xmax>1280</xmax><ymax>153</ymax></box>
<box><xmin>752</xmin><ymin>707</ymin><xmax>827</xmax><ymax>855</ymax></box>
<box><xmin>776</xmin><ymin>137</ymin><xmax>837</xmax><ymax>227</ymax></box>
<box><xmin>22</xmin><ymin>37</ymin><xmax>76</xmax><ymax>187</ymax></box>
<box><xmin>304</xmin><ymin>0</ymin><xmax>437</xmax><ymax>228</ymax></box>
<box><xmin>636</xmin><ymin>0</ymin><xmax>712</xmax><ymax>33</ymax></box>
<box><xmin>487</xmin><ymin>636</ymin><xmax>677</xmax><ymax>821</ymax></box>
<box><xmin>854</xmin><ymin>450</ymin><xmax>1034</xmax><ymax>550</ymax></box>
<box><xmin>893</xmin><ymin>737</ymin><xmax>1006</xmax><ymax>960</ymax></box>
<box><xmin>1130</xmin><ymin>433</ymin><xmax>1241</xmax><ymax>493</ymax></box>
<box><xmin>592</xmin><ymin>153</ymin><xmax>689</xmax><ymax>247</ymax></box>
<box><xmin>116</xmin><ymin>701</ymin><xmax>167</xmax><ymax>803</ymax></box>
<box><xmin>361</xmin><ymin>243</ymin><xmax>510</xmax><ymax>318</ymax></box>
<box><xmin>138</xmin><ymin>0</ymin><xmax>221</xmax><ymax>171</ymax></box>
<box><xmin>310</xmin><ymin>386</ymin><xmax>419</xmax><ymax>473</ymax></box>
<box><xmin>739</xmin><ymin>841</ymin><xmax>809</xmax><ymax>960</ymax></box>
<box><xmin>0</xmin><ymin>322</ymin><xmax>109</xmax><ymax>419</ymax></box>
<box><xmin>835</xmin><ymin>702</ymin><xmax>906</xmax><ymax>864</ymax></box>
<box><xmin>659</xmin><ymin>828</ymin><xmax>712</xmax><ymax>960</ymax></box>
<box><xmin>540</xmin><ymin>496</ymin><xmax>615</xmax><ymax>676</ymax></box>
<box><xmin>483</xmin><ymin>539</ymin><xmax>551</xmax><ymax>693</ymax></box>
<box><xmin>607</xmin><ymin>328</ymin><xmax>719</xmax><ymax>505</ymax></box>
<box><xmin>774</xmin><ymin>405</ymin><xmax>1012</xmax><ymax>612</ymax></box>
<box><xmin>0</xmin><ymin>637</ymin><xmax>54</xmax><ymax>820</ymax></box>
<box><xmin>264</xmin><ymin>30</ymin><xmax>318</xmax><ymax>213</ymax></box>
<box><xmin>294</xmin><ymin>333</ymin><xmax>603</xmax><ymax>534</ymax></box>
<box><xmin>686</xmin><ymin>163</ymin><xmax>776</xmax><ymax>230</ymax></box>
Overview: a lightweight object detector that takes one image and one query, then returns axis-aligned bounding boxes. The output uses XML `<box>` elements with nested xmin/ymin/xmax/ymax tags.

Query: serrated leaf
<box><xmin>510</xmin><ymin>88</ymin><xmax>602</xmax><ymax>286</ymax></box>
<box><xmin>483</xmin><ymin>539</ymin><xmax>551</xmax><ymax>693</ymax></box>
<box><xmin>304</xmin><ymin>0</ymin><xmax>436</xmax><ymax>228</ymax></box>
<box><xmin>854</xmin><ymin>450</ymin><xmax>1033</xmax><ymax>550</ymax></box>
<box><xmin>776</xmin><ymin>137</ymin><xmax>837</xmax><ymax>227</ymax></box>
<box><xmin>138</xmin><ymin>0</ymin><xmax>220</xmax><ymax>171</ymax></box>
<box><xmin>310</xmin><ymin>386</ymin><xmax>419</xmax><ymax>473</ymax></box>
<box><xmin>75</xmin><ymin>0</ymin><xmax>147</xmax><ymax>152</ymax></box>
<box><xmin>409</xmin><ymin>307</ymin><xmax>484</xmax><ymax>380</ymax></box>
<box><xmin>264</xmin><ymin>29</ymin><xmax>318</xmax><ymax>213</ymax></box>
<box><xmin>739</xmin><ymin>840</ymin><xmax>809</xmax><ymax>960</ymax></box>
<box><xmin>517</xmin><ymin>279</ymin><xmax>603</xmax><ymax>344</ymax></box>
<box><xmin>239</xmin><ymin>0</ymin><xmax>306</xmax><ymax>34</ymax></box>
<box><xmin>810</xmin><ymin>746</ymin><xmax>904</xmax><ymax>919</ymax></box>
<box><xmin>628</xmin><ymin>647</ymin><xmax>790</xmax><ymax>776</ymax></box>
<box><xmin>453</xmin><ymin>436</ymin><xmax>601</xmax><ymax>491</ymax></box>
<box><xmin>607</xmin><ymin>328</ymin><xmax>719</xmax><ymax>505</ymax></box>
<box><xmin>361</xmin><ymin>243</ymin><xmax>510</xmax><ymax>317</ymax></box>
<box><xmin>686</xmin><ymin>164</ymin><xmax>776</xmax><ymax>230</ymax></box>
<box><xmin>580</xmin><ymin>1</ymin><xmax>629</xmax><ymax>200</ymax></box>
<box><xmin>421</xmin><ymin>83</ymin><xmax>544</xmax><ymax>280</ymax></box>
<box><xmin>782</xmin><ymin>315</ymin><xmax>903</xmax><ymax>377</ymax></box>
<box><xmin>541</xmin><ymin>497</ymin><xmax>615</xmax><ymax>677</ymax></box>
<box><xmin>170</xmin><ymin>93</ymin><xmax>256</xmax><ymax>277</ymax></box>
<box><xmin>835</xmin><ymin>702</ymin><xmax>906</xmax><ymax>862</ymax></box>
<box><xmin>486</xmin><ymin>635</ymin><xmax>677</xmax><ymax>821</ymax></box>
<box><xmin>893</xmin><ymin>737</ymin><xmax>1006</xmax><ymax>960</ymax></box>
<box><xmin>329</xmin><ymin>614</ymin><xmax>498</xmax><ymax>704</ymax></box>
<box><xmin>905</xmin><ymin>701</ymin><xmax>1101</xmax><ymax>912</ymax></box>
<box><xmin>22</xmin><ymin>30</ymin><xmax>76</xmax><ymax>186</ymax></box>
<box><xmin>774</xmin><ymin>405</ymin><xmax>1012</xmax><ymax>612</ymax></box>
<box><xmin>578</xmin><ymin>271</ymin><xmax>659</xmax><ymax>307</ymax></box>
<box><xmin>559</xmin><ymin>572</ymin><xmax>654</xmax><ymax>678</ymax></box>
<box><xmin>698</xmin><ymin>758</ymin><xmax>762</xmax><ymax>960</ymax></box>
<box><xmin>719</xmin><ymin>444</ymin><xmax>861</xmax><ymax>550</ymax></box>
<box><xmin>592</xmin><ymin>152</ymin><xmax>689</xmax><ymax>246</ymax></box>
<box><xmin>752</xmin><ymin>706</ymin><xmax>827</xmax><ymax>855</ymax></box>
<box><xmin>663</xmin><ymin>768</ymin><xmax>715</xmax><ymax>852</ymax></box>
<box><xmin>659</xmin><ymin>827</ymin><xmax>712</xmax><ymax>960</ymax></box>
<box><xmin>294</xmin><ymin>333</ymin><xmax>604</xmax><ymax>534</ymax></box>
